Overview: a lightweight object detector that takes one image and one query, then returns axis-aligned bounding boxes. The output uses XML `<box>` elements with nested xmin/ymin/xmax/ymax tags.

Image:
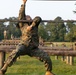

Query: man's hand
<box><xmin>23</xmin><ymin>0</ymin><xmax>27</xmax><ymax>4</ymax></box>
<box><xmin>26</xmin><ymin>26</ymin><xmax>32</xmax><ymax>31</ymax></box>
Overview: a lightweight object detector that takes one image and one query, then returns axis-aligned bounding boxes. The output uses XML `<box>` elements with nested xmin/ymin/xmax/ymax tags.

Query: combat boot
<box><xmin>45</xmin><ymin>71</ymin><xmax>55</xmax><ymax>75</ymax></box>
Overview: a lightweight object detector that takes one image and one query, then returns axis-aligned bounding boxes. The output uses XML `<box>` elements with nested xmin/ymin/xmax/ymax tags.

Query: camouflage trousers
<box><xmin>5</xmin><ymin>43</ymin><xmax>52</xmax><ymax>71</ymax></box>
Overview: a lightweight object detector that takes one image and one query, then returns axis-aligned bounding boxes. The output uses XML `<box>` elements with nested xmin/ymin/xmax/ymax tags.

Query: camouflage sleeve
<box><xmin>18</xmin><ymin>4</ymin><xmax>26</xmax><ymax>20</ymax></box>
<box><xmin>30</xmin><ymin>16</ymin><xmax>42</xmax><ymax>27</ymax></box>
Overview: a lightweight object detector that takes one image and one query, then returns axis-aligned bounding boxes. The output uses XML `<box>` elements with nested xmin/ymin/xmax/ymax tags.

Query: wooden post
<box><xmin>0</xmin><ymin>52</ymin><xmax>6</xmax><ymax>69</ymax></box>
<box><xmin>61</xmin><ymin>56</ymin><xmax>65</xmax><ymax>61</ymax></box>
<box><xmin>69</xmin><ymin>56</ymin><xmax>74</xmax><ymax>65</ymax></box>
<box><xmin>55</xmin><ymin>43</ymin><xmax>58</xmax><ymax>60</ymax></box>
<box><xmin>66</xmin><ymin>56</ymin><xmax>70</xmax><ymax>64</ymax></box>
<box><xmin>55</xmin><ymin>56</ymin><xmax>58</xmax><ymax>60</ymax></box>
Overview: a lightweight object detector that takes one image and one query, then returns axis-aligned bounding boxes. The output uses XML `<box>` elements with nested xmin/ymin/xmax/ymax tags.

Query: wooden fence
<box><xmin>0</xmin><ymin>40</ymin><xmax>76</xmax><ymax>73</ymax></box>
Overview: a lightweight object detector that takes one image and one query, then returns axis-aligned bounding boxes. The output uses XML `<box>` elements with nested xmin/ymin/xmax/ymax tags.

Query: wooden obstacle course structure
<box><xmin>0</xmin><ymin>40</ymin><xmax>76</xmax><ymax>71</ymax></box>
<box><xmin>0</xmin><ymin>47</ymin><xmax>75</xmax><ymax>68</ymax></box>
<box><xmin>0</xmin><ymin>40</ymin><xmax>20</xmax><ymax>45</ymax></box>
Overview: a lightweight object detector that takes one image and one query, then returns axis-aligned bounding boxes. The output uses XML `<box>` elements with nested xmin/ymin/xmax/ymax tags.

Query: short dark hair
<box><xmin>26</xmin><ymin>15</ymin><xmax>32</xmax><ymax>20</ymax></box>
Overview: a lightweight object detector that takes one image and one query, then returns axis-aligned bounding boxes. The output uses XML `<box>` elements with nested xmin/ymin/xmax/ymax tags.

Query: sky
<box><xmin>0</xmin><ymin>0</ymin><xmax>76</xmax><ymax>20</ymax></box>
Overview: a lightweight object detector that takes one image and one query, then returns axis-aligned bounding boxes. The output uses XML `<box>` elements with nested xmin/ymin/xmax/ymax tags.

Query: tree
<box><xmin>65</xmin><ymin>21</ymin><xmax>76</xmax><ymax>42</ymax></box>
<box><xmin>0</xmin><ymin>21</ymin><xmax>6</xmax><ymax>40</ymax></box>
<box><xmin>6</xmin><ymin>17</ymin><xmax>21</xmax><ymax>39</ymax></box>
<box><xmin>38</xmin><ymin>22</ymin><xmax>48</xmax><ymax>41</ymax></box>
<box><xmin>46</xmin><ymin>16</ymin><xmax>66</xmax><ymax>42</ymax></box>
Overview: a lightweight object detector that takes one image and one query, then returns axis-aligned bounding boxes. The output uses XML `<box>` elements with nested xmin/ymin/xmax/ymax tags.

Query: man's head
<box><xmin>16</xmin><ymin>15</ymin><xmax>32</xmax><ymax>28</ymax></box>
<box><xmin>26</xmin><ymin>15</ymin><xmax>32</xmax><ymax>25</ymax></box>
<box><xmin>26</xmin><ymin>15</ymin><xmax>32</xmax><ymax>21</ymax></box>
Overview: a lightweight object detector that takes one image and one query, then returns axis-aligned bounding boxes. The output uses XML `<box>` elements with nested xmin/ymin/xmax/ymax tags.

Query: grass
<box><xmin>5</xmin><ymin>55</ymin><xmax>76</xmax><ymax>75</ymax></box>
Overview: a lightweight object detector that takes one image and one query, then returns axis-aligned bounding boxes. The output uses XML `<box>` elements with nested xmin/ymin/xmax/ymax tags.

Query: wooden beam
<box><xmin>0</xmin><ymin>19</ymin><xmax>76</xmax><ymax>23</ymax></box>
<box><xmin>0</xmin><ymin>46</ymin><xmax>76</xmax><ymax>56</ymax></box>
<box><xmin>44</xmin><ymin>50</ymin><xmax>76</xmax><ymax>56</ymax></box>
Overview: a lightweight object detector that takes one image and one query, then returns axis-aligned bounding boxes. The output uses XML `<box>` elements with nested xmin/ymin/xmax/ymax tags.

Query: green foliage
<box><xmin>0</xmin><ymin>16</ymin><xmax>76</xmax><ymax>42</ymax></box>
<box><xmin>0</xmin><ymin>17</ymin><xmax>21</xmax><ymax>40</ymax></box>
<box><xmin>45</xmin><ymin>16</ymin><xmax>66</xmax><ymax>42</ymax></box>
<box><xmin>65</xmin><ymin>21</ymin><xmax>76</xmax><ymax>42</ymax></box>
<box><xmin>0</xmin><ymin>22</ymin><xmax>6</xmax><ymax>40</ymax></box>
<box><xmin>38</xmin><ymin>23</ymin><xmax>49</xmax><ymax>41</ymax></box>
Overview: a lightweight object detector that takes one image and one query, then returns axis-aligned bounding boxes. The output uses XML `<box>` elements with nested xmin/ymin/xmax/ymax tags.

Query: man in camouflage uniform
<box><xmin>0</xmin><ymin>0</ymin><xmax>55</xmax><ymax>75</ymax></box>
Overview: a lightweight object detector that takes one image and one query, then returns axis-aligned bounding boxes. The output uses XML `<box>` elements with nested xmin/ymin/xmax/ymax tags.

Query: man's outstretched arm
<box><xmin>26</xmin><ymin>17</ymin><xmax>42</xmax><ymax>31</ymax></box>
<box><xmin>18</xmin><ymin>0</ymin><xmax>27</xmax><ymax>20</ymax></box>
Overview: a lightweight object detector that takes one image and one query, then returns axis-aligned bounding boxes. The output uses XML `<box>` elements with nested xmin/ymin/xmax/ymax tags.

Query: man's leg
<box><xmin>0</xmin><ymin>49</ymin><xmax>19</xmax><ymax>75</ymax></box>
<box><xmin>0</xmin><ymin>44</ymin><xmax>26</xmax><ymax>75</ymax></box>
<box><xmin>29</xmin><ymin>48</ymin><xmax>55</xmax><ymax>75</ymax></box>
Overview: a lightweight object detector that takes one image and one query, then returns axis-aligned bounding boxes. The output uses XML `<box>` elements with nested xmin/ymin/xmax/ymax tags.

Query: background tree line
<box><xmin>39</xmin><ymin>16</ymin><xmax>76</xmax><ymax>42</ymax></box>
<box><xmin>0</xmin><ymin>16</ymin><xmax>76</xmax><ymax>42</ymax></box>
<box><xmin>0</xmin><ymin>17</ymin><xmax>21</xmax><ymax>40</ymax></box>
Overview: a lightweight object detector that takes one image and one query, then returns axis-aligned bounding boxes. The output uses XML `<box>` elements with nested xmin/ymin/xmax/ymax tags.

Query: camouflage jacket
<box><xmin>17</xmin><ymin>4</ymin><xmax>40</xmax><ymax>48</ymax></box>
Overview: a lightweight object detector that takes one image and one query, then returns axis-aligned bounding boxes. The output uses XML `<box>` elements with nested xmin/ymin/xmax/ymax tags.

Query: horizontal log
<box><xmin>0</xmin><ymin>46</ymin><xmax>73</xmax><ymax>52</ymax></box>
<box><xmin>0</xmin><ymin>19</ymin><xmax>76</xmax><ymax>23</ymax></box>
<box><xmin>39</xmin><ymin>46</ymin><xmax>73</xmax><ymax>50</ymax></box>
<box><xmin>0</xmin><ymin>46</ymin><xmax>16</xmax><ymax>52</ymax></box>
<box><xmin>0</xmin><ymin>45</ymin><xmax>75</xmax><ymax>56</ymax></box>
<box><xmin>0</xmin><ymin>46</ymin><xmax>75</xmax><ymax>56</ymax></box>
<box><xmin>44</xmin><ymin>50</ymin><xmax>76</xmax><ymax>56</ymax></box>
<box><xmin>0</xmin><ymin>48</ymin><xmax>76</xmax><ymax>56</ymax></box>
